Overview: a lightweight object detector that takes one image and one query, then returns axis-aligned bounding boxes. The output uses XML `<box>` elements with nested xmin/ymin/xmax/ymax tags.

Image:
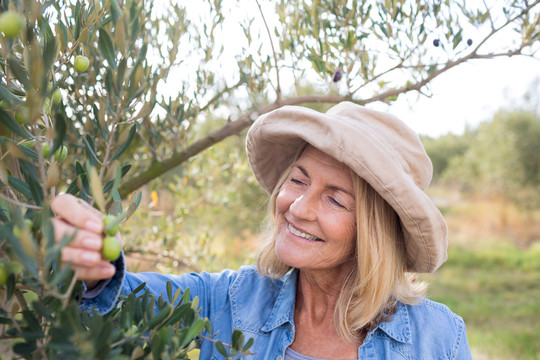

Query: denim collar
<box><xmin>233</xmin><ymin>267</ymin><xmax>412</xmax><ymax>345</ymax></box>
<box><xmin>260</xmin><ymin>269</ymin><xmax>298</xmax><ymax>332</ymax></box>
<box><xmin>376</xmin><ymin>302</ymin><xmax>412</xmax><ymax>344</ymax></box>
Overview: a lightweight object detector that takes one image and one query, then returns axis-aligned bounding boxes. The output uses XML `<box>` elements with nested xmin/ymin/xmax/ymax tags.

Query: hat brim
<box><xmin>246</xmin><ymin>103</ymin><xmax>448</xmax><ymax>273</ymax></box>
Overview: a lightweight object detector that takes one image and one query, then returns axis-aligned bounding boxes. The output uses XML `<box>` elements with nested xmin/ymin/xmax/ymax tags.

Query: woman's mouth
<box><xmin>288</xmin><ymin>223</ymin><xmax>322</xmax><ymax>241</ymax></box>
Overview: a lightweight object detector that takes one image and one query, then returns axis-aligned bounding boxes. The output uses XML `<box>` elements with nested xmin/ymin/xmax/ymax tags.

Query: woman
<box><xmin>52</xmin><ymin>102</ymin><xmax>472</xmax><ymax>359</ymax></box>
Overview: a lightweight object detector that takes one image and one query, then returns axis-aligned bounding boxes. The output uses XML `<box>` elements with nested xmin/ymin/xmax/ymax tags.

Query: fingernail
<box><xmin>85</xmin><ymin>219</ymin><xmax>103</xmax><ymax>233</ymax></box>
<box><xmin>82</xmin><ymin>237</ymin><xmax>102</xmax><ymax>250</ymax></box>
<box><xmin>81</xmin><ymin>252</ymin><xmax>100</xmax><ymax>263</ymax></box>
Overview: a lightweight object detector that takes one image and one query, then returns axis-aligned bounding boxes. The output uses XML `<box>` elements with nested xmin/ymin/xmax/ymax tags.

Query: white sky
<box><xmin>172</xmin><ymin>1</ymin><xmax>540</xmax><ymax>138</ymax></box>
<box><xmin>382</xmin><ymin>55</ymin><xmax>540</xmax><ymax>137</ymax></box>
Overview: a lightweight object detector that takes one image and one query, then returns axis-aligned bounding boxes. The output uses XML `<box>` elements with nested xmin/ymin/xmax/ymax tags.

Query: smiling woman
<box><xmin>275</xmin><ymin>146</ymin><xmax>357</xmax><ymax>274</ymax></box>
<box><xmin>51</xmin><ymin>102</ymin><xmax>471</xmax><ymax>359</ymax></box>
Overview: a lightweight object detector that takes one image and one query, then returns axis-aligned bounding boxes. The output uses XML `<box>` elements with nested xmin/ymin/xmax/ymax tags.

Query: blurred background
<box><xmin>121</xmin><ymin>2</ymin><xmax>540</xmax><ymax>359</ymax></box>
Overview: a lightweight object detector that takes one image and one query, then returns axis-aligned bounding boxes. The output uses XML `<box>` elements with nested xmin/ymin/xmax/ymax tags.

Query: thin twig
<box><xmin>199</xmin><ymin>79</ymin><xmax>244</xmax><ymax>113</ymax></box>
<box><xmin>54</xmin><ymin>7</ymin><xmax>108</xmax><ymax>70</ymax></box>
<box><xmin>473</xmin><ymin>0</ymin><xmax>539</xmax><ymax>52</ymax></box>
<box><xmin>61</xmin><ymin>271</ymin><xmax>80</xmax><ymax>309</ymax></box>
<box><xmin>350</xmin><ymin>57</ymin><xmax>406</xmax><ymax>95</ymax></box>
<box><xmin>198</xmin><ymin>333</ymin><xmax>232</xmax><ymax>348</ymax></box>
<box><xmin>255</xmin><ymin>0</ymin><xmax>282</xmax><ymax>102</ymax></box>
<box><xmin>0</xmin><ymin>192</ymin><xmax>43</xmax><ymax>210</ymax></box>
<box><xmin>481</xmin><ymin>0</ymin><xmax>496</xmax><ymax>30</ymax></box>
<box><xmin>98</xmin><ymin>100</ymin><xmax>124</xmax><ymax>181</ymax></box>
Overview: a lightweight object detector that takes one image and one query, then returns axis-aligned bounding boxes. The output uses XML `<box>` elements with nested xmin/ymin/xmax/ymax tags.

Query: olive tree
<box><xmin>0</xmin><ymin>0</ymin><xmax>538</xmax><ymax>358</ymax></box>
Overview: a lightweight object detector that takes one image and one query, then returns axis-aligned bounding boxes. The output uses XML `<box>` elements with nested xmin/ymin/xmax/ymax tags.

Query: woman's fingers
<box><xmin>60</xmin><ymin>245</ymin><xmax>117</xmax><ymax>281</ymax></box>
<box><xmin>50</xmin><ymin>194</ymin><xmax>119</xmax><ymax>282</ymax></box>
<box><xmin>51</xmin><ymin>193</ymin><xmax>104</xmax><ymax>233</ymax></box>
<box><xmin>68</xmin><ymin>261</ymin><xmax>116</xmax><ymax>281</ymax></box>
<box><xmin>51</xmin><ymin>218</ymin><xmax>102</xmax><ymax>250</ymax></box>
<box><xmin>60</xmin><ymin>245</ymin><xmax>101</xmax><ymax>267</ymax></box>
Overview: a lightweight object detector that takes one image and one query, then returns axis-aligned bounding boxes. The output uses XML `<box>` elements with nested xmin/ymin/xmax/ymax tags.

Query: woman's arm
<box><xmin>51</xmin><ymin>193</ymin><xmax>118</xmax><ymax>286</ymax></box>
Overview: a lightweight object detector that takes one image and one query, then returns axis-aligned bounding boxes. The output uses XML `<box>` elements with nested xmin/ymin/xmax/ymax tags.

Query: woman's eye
<box><xmin>290</xmin><ymin>178</ymin><xmax>304</xmax><ymax>185</ymax></box>
<box><xmin>330</xmin><ymin>197</ymin><xmax>345</xmax><ymax>208</ymax></box>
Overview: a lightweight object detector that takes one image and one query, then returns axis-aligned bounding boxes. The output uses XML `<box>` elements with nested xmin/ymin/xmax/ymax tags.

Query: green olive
<box><xmin>12</xmin><ymin>225</ymin><xmax>22</xmax><ymax>238</ymax></box>
<box><xmin>0</xmin><ymin>264</ymin><xmax>8</xmax><ymax>287</ymax></box>
<box><xmin>0</xmin><ymin>11</ymin><xmax>24</xmax><ymax>39</ymax></box>
<box><xmin>103</xmin><ymin>215</ymin><xmax>119</xmax><ymax>236</ymax></box>
<box><xmin>52</xmin><ymin>89</ymin><xmax>62</xmax><ymax>105</ymax></box>
<box><xmin>15</xmin><ymin>111</ymin><xmax>26</xmax><ymax>124</ymax></box>
<box><xmin>102</xmin><ymin>236</ymin><xmax>121</xmax><ymax>261</ymax></box>
<box><xmin>74</xmin><ymin>55</ymin><xmax>89</xmax><ymax>73</ymax></box>
<box><xmin>42</xmin><ymin>143</ymin><xmax>68</xmax><ymax>162</ymax></box>
<box><xmin>42</xmin><ymin>143</ymin><xmax>51</xmax><ymax>158</ymax></box>
<box><xmin>54</xmin><ymin>145</ymin><xmax>68</xmax><ymax>162</ymax></box>
<box><xmin>23</xmin><ymin>218</ymin><xmax>32</xmax><ymax>231</ymax></box>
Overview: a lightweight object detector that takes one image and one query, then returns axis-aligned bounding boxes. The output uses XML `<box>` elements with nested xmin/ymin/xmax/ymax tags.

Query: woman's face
<box><xmin>275</xmin><ymin>145</ymin><xmax>357</xmax><ymax>276</ymax></box>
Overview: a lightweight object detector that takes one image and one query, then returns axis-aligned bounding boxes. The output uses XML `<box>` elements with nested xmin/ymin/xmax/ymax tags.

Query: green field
<box><xmin>422</xmin><ymin>238</ymin><xmax>540</xmax><ymax>359</ymax></box>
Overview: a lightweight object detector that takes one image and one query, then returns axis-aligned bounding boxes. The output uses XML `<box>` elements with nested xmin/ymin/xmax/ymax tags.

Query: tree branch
<box><xmin>115</xmin><ymin>0</ymin><xmax>540</xmax><ymax>200</ymax></box>
<box><xmin>199</xmin><ymin>78</ymin><xmax>245</xmax><ymax>113</ymax></box>
<box><xmin>365</xmin><ymin>39</ymin><xmax>537</xmax><ymax>104</ymax></box>
<box><xmin>117</xmin><ymin>94</ymin><xmax>347</xmax><ymax>198</ymax></box>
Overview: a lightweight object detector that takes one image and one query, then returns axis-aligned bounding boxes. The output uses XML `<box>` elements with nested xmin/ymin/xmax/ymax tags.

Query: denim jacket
<box><xmin>82</xmin><ymin>256</ymin><xmax>472</xmax><ymax>359</ymax></box>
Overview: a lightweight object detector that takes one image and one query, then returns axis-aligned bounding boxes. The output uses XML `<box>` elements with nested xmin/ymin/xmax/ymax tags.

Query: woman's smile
<box><xmin>287</xmin><ymin>222</ymin><xmax>323</xmax><ymax>242</ymax></box>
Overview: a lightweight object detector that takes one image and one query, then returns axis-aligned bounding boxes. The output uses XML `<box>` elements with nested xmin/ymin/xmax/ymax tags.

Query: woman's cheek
<box><xmin>276</xmin><ymin>187</ymin><xmax>293</xmax><ymax>213</ymax></box>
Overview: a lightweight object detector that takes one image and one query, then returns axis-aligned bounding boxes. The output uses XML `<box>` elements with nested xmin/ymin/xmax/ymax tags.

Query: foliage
<box><xmin>421</xmin><ymin>131</ymin><xmax>473</xmax><ymax>181</ymax></box>
<box><xmin>421</xmin><ymin>186</ymin><xmax>540</xmax><ymax>359</ymax></box>
<box><xmin>125</xmin><ymin>132</ymin><xmax>264</xmax><ymax>274</ymax></box>
<box><xmin>422</xmin><ymin>237</ymin><xmax>540</xmax><ymax>359</ymax></box>
<box><xmin>439</xmin><ymin>109</ymin><xmax>540</xmax><ymax>209</ymax></box>
<box><xmin>0</xmin><ymin>0</ymin><xmax>538</xmax><ymax>358</ymax></box>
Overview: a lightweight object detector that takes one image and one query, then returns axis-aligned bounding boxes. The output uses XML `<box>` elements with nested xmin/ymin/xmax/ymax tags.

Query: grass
<box><xmin>421</xmin><ymin>239</ymin><xmax>540</xmax><ymax>359</ymax></box>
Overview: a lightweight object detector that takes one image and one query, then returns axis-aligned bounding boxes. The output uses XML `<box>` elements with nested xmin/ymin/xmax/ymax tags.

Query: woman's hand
<box><xmin>51</xmin><ymin>193</ymin><xmax>117</xmax><ymax>288</ymax></box>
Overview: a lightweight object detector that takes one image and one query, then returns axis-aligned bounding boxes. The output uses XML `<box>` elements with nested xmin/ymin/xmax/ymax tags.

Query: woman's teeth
<box><xmin>288</xmin><ymin>224</ymin><xmax>321</xmax><ymax>241</ymax></box>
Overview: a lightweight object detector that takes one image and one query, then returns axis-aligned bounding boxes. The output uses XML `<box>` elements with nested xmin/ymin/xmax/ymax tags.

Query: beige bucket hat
<box><xmin>246</xmin><ymin>101</ymin><xmax>448</xmax><ymax>273</ymax></box>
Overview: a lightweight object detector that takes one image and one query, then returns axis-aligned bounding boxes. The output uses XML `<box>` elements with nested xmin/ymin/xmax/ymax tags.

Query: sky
<box><xmin>384</xmin><ymin>55</ymin><xmax>540</xmax><ymax>137</ymax></box>
<box><xmin>175</xmin><ymin>0</ymin><xmax>540</xmax><ymax>139</ymax></box>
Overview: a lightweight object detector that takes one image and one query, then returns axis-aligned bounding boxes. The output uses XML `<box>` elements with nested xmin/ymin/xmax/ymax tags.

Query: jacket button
<box><xmin>276</xmin><ymin>356</ymin><xmax>283</xmax><ymax>360</ymax></box>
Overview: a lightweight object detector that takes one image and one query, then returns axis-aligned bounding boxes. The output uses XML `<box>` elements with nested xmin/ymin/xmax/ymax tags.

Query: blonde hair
<box><xmin>256</xmin><ymin>147</ymin><xmax>427</xmax><ymax>342</ymax></box>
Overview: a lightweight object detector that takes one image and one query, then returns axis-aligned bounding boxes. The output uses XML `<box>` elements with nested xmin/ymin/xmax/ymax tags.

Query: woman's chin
<box><xmin>275</xmin><ymin>240</ymin><xmax>314</xmax><ymax>269</ymax></box>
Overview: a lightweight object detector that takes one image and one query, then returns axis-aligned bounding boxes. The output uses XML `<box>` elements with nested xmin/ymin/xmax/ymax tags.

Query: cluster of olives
<box><xmin>0</xmin><ymin>10</ymin><xmax>99</xmax><ymax>286</ymax></box>
<box><xmin>20</xmin><ymin>140</ymin><xmax>69</xmax><ymax>163</ymax></box>
<box><xmin>433</xmin><ymin>38</ymin><xmax>473</xmax><ymax>47</ymax></box>
<box><xmin>102</xmin><ymin>215</ymin><xmax>122</xmax><ymax>261</ymax></box>
<box><xmin>0</xmin><ymin>215</ymin><xmax>123</xmax><ymax>288</ymax></box>
<box><xmin>1</xmin><ymin>10</ymin><xmax>89</xmax><ymax>74</ymax></box>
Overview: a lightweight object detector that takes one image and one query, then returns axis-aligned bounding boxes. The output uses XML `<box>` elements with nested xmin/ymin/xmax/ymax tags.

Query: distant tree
<box><xmin>421</xmin><ymin>132</ymin><xmax>473</xmax><ymax>181</ymax></box>
<box><xmin>443</xmin><ymin>109</ymin><xmax>540</xmax><ymax>209</ymax></box>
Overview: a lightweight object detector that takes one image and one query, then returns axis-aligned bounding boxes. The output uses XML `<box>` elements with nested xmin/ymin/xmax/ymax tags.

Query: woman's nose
<box><xmin>289</xmin><ymin>193</ymin><xmax>317</xmax><ymax>221</ymax></box>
